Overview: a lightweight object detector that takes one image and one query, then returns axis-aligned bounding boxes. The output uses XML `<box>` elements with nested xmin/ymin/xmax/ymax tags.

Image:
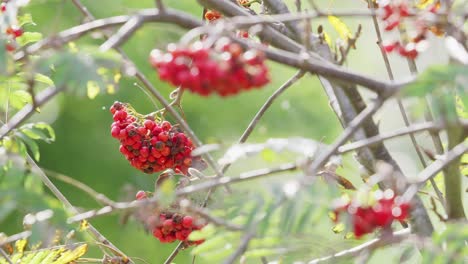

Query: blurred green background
<box><xmin>2</xmin><ymin>0</ymin><xmax>463</xmax><ymax>263</ymax></box>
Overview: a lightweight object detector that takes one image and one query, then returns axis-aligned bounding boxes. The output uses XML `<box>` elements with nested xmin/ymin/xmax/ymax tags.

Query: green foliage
<box><xmin>1</xmin><ymin>122</ymin><xmax>55</xmax><ymax>161</ymax></box>
<box><xmin>16</xmin><ymin>32</ymin><xmax>42</xmax><ymax>46</ymax></box>
<box><xmin>421</xmin><ymin>222</ymin><xmax>468</xmax><ymax>263</ymax></box>
<box><xmin>403</xmin><ymin>64</ymin><xmax>468</xmax><ymax>122</ymax></box>
<box><xmin>0</xmin><ymin>241</ymin><xmax>87</xmax><ymax>264</ymax></box>
<box><xmin>35</xmin><ymin>46</ymin><xmax>121</xmax><ymax>99</ymax></box>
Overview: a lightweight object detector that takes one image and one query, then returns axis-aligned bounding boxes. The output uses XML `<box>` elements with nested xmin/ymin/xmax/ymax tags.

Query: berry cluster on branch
<box><xmin>110</xmin><ymin>101</ymin><xmax>195</xmax><ymax>175</ymax></box>
<box><xmin>150</xmin><ymin>38</ymin><xmax>269</xmax><ymax>97</ymax></box>
<box><xmin>333</xmin><ymin>189</ymin><xmax>410</xmax><ymax>238</ymax></box>
<box><xmin>135</xmin><ymin>191</ymin><xmax>205</xmax><ymax>246</ymax></box>
<box><xmin>380</xmin><ymin>0</ymin><xmax>443</xmax><ymax>59</ymax></box>
<box><xmin>1</xmin><ymin>0</ymin><xmax>24</xmax><ymax>52</ymax></box>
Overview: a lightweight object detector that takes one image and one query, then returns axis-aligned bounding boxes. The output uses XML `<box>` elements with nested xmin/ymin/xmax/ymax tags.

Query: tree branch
<box><xmin>307</xmin><ymin>229</ymin><xmax>410</xmax><ymax>264</ymax></box>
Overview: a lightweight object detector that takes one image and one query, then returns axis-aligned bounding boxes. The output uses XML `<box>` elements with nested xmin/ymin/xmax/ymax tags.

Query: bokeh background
<box><xmin>2</xmin><ymin>0</ymin><xmax>463</xmax><ymax>263</ymax></box>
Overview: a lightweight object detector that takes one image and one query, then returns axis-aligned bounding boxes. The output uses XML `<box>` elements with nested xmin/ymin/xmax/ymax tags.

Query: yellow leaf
<box><xmin>86</xmin><ymin>81</ymin><xmax>100</xmax><ymax>99</ymax></box>
<box><xmin>328</xmin><ymin>16</ymin><xmax>352</xmax><ymax>41</ymax></box>
<box><xmin>51</xmin><ymin>243</ymin><xmax>87</xmax><ymax>264</ymax></box>
<box><xmin>107</xmin><ymin>84</ymin><xmax>115</xmax><ymax>94</ymax></box>
<box><xmin>323</xmin><ymin>31</ymin><xmax>333</xmax><ymax>48</ymax></box>
<box><xmin>416</xmin><ymin>0</ymin><xmax>434</xmax><ymax>9</ymax></box>
<box><xmin>79</xmin><ymin>220</ymin><xmax>89</xmax><ymax>231</ymax></box>
<box><xmin>68</xmin><ymin>42</ymin><xmax>78</xmax><ymax>53</ymax></box>
<box><xmin>332</xmin><ymin>223</ymin><xmax>345</xmax><ymax>233</ymax></box>
<box><xmin>15</xmin><ymin>239</ymin><xmax>27</xmax><ymax>253</ymax></box>
<box><xmin>114</xmin><ymin>72</ymin><xmax>121</xmax><ymax>83</ymax></box>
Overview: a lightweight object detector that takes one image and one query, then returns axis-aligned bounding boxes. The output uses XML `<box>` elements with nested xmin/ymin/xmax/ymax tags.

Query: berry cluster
<box><xmin>150</xmin><ymin>38</ymin><xmax>269</xmax><ymax>96</ymax></box>
<box><xmin>1</xmin><ymin>0</ymin><xmax>24</xmax><ymax>52</ymax></box>
<box><xmin>110</xmin><ymin>101</ymin><xmax>194</xmax><ymax>174</ymax></box>
<box><xmin>134</xmin><ymin>191</ymin><xmax>205</xmax><ymax>246</ymax></box>
<box><xmin>333</xmin><ymin>190</ymin><xmax>410</xmax><ymax>238</ymax></box>
<box><xmin>380</xmin><ymin>1</ymin><xmax>442</xmax><ymax>59</ymax></box>
<box><xmin>152</xmin><ymin>212</ymin><xmax>205</xmax><ymax>245</ymax></box>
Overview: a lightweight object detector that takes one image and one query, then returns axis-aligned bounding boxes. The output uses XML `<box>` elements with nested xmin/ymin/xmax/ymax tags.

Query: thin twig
<box><xmin>0</xmin><ymin>231</ymin><xmax>32</xmax><ymax>247</ymax></box>
<box><xmin>307</xmin><ymin>229</ymin><xmax>410</xmax><ymax>263</ymax></box>
<box><xmin>163</xmin><ymin>242</ymin><xmax>185</xmax><ymax>264</ymax></box>
<box><xmin>26</xmin><ymin>155</ymin><xmax>134</xmax><ymax>263</ymax></box>
<box><xmin>223</xmin><ymin>230</ymin><xmax>256</xmax><ymax>264</ymax></box>
<box><xmin>182</xmin><ymin>201</ymin><xmax>243</xmax><ymax>231</ymax></box>
<box><xmin>366</xmin><ymin>0</ymin><xmax>445</xmax><ymax>208</ymax></box>
<box><xmin>67</xmin><ymin>163</ymin><xmax>298</xmax><ymax>223</ymax></box>
<box><xmin>45</xmin><ymin>169</ymin><xmax>116</xmax><ymax>206</ymax></box>
<box><xmin>413</xmin><ymin>141</ymin><xmax>468</xmax><ymax>185</ymax></box>
<box><xmin>0</xmin><ymin>248</ymin><xmax>13</xmax><ymax>264</ymax></box>
<box><xmin>304</xmin><ymin>99</ymin><xmax>384</xmax><ymax>183</ymax></box>
<box><xmin>337</xmin><ymin>121</ymin><xmax>459</xmax><ymax>154</ymax></box>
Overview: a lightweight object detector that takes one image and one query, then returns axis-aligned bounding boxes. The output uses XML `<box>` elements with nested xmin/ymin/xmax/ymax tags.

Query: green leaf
<box><xmin>36</xmin><ymin>49</ymin><xmax>121</xmax><ymax>97</ymax></box>
<box><xmin>16</xmin><ymin>32</ymin><xmax>43</xmax><ymax>46</ymax></box>
<box><xmin>403</xmin><ymin>64</ymin><xmax>468</xmax><ymax>97</ymax></box>
<box><xmin>16</xmin><ymin>131</ymin><xmax>40</xmax><ymax>160</ymax></box>
<box><xmin>188</xmin><ymin>224</ymin><xmax>216</xmax><ymax>241</ymax></box>
<box><xmin>244</xmin><ymin>248</ymin><xmax>278</xmax><ymax>258</ymax></box>
<box><xmin>191</xmin><ymin>235</ymin><xmax>227</xmax><ymax>255</ymax></box>
<box><xmin>19</xmin><ymin>122</ymin><xmax>55</xmax><ymax>143</ymax></box>
<box><xmin>18</xmin><ymin>13</ymin><xmax>35</xmax><ymax>26</ymax></box>
<box><xmin>34</xmin><ymin>73</ymin><xmax>54</xmax><ymax>86</ymax></box>
<box><xmin>9</xmin><ymin>90</ymin><xmax>32</xmax><ymax>109</ymax></box>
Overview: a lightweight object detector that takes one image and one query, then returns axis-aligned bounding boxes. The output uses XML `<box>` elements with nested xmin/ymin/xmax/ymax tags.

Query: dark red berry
<box><xmin>110</xmin><ymin>102</ymin><xmax>195</xmax><ymax>174</ymax></box>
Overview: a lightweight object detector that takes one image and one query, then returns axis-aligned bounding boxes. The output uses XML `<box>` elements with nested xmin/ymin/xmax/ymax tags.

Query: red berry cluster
<box><xmin>333</xmin><ymin>190</ymin><xmax>410</xmax><ymax>238</ymax></box>
<box><xmin>150</xmin><ymin>38</ymin><xmax>269</xmax><ymax>96</ymax></box>
<box><xmin>380</xmin><ymin>1</ymin><xmax>442</xmax><ymax>59</ymax></box>
<box><xmin>110</xmin><ymin>101</ymin><xmax>194</xmax><ymax>174</ymax></box>
<box><xmin>1</xmin><ymin>0</ymin><xmax>24</xmax><ymax>52</ymax></box>
<box><xmin>152</xmin><ymin>212</ymin><xmax>205</xmax><ymax>245</ymax></box>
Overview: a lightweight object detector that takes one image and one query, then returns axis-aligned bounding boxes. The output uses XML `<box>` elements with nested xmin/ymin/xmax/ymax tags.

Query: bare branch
<box><xmin>413</xmin><ymin>141</ymin><xmax>468</xmax><ymax>185</ymax></box>
<box><xmin>181</xmin><ymin>201</ymin><xmax>243</xmax><ymax>231</ymax></box>
<box><xmin>0</xmin><ymin>231</ymin><xmax>32</xmax><ymax>247</ymax></box>
<box><xmin>45</xmin><ymin>169</ymin><xmax>116</xmax><ymax>206</ymax></box>
<box><xmin>163</xmin><ymin>243</ymin><xmax>184</xmax><ymax>264</ymax></box>
<box><xmin>223</xmin><ymin>230</ymin><xmax>256</xmax><ymax>264</ymax></box>
<box><xmin>337</xmin><ymin>121</ymin><xmax>465</xmax><ymax>154</ymax></box>
<box><xmin>67</xmin><ymin>163</ymin><xmax>297</xmax><ymax>223</ymax></box>
<box><xmin>307</xmin><ymin>229</ymin><xmax>410</xmax><ymax>264</ymax></box>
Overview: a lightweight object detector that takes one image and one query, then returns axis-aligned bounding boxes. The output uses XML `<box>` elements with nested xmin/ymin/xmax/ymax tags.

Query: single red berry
<box><xmin>182</xmin><ymin>216</ymin><xmax>193</xmax><ymax>228</ymax></box>
<box><xmin>384</xmin><ymin>19</ymin><xmax>400</xmax><ymax>31</ymax></box>
<box><xmin>5</xmin><ymin>43</ymin><xmax>15</xmax><ymax>52</ymax></box>
<box><xmin>13</xmin><ymin>28</ymin><xmax>23</xmax><ymax>38</ymax></box>
<box><xmin>163</xmin><ymin>219</ymin><xmax>174</xmax><ymax>228</ymax></box>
